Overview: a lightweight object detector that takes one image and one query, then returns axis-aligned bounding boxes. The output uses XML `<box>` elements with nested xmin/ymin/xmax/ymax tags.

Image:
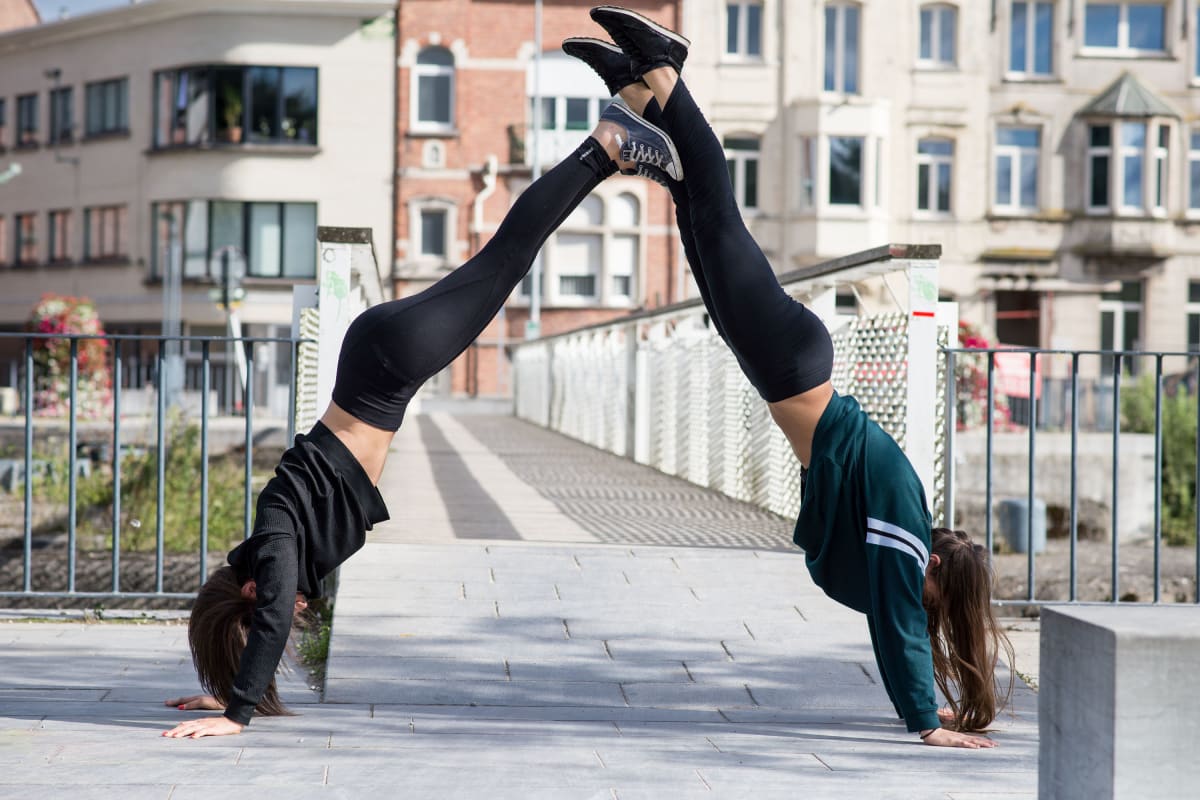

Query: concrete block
<box><xmin>1039</xmin><ymin>606</ymin><xmax>1200</xmax><ymax>800</ymax></box>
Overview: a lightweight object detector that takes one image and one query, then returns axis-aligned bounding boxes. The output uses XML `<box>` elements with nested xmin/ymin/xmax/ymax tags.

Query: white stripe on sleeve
<box><xmin>865</xmin><ymin>517</ymin><xmax>930</xmax><ymax>571</ymax></box>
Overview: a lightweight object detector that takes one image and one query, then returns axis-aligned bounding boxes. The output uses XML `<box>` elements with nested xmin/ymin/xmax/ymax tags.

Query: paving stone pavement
<box><xmin>0</xmin><ymin>413</ymin><xmax>1038</xmax><ymax>798</ymax></box>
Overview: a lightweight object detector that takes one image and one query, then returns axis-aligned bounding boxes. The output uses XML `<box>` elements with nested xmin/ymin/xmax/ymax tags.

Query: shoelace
<box><xmin>622</xmin><ymin>139</ymin><xmax>669</xmax><ymax>169</ymax></box>
<box><xmin>635</xmin><ymin>164</ymin><xmax>670</xmax><ymax>187</ymax></box>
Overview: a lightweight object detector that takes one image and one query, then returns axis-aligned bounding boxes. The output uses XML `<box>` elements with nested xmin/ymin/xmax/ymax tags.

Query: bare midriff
<box><xmin>766</xmin><ymin>381</ymin><xmax>835</xmax><ymax>468</ymax></box>
<box><xmin>318</xmin><ymin>402</ymin><xmax>397</xmax><ymax>485</ymax></box>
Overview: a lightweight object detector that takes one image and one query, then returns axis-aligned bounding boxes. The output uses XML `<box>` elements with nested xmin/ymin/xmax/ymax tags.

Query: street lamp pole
<box><xmin>526</xmin><ymin>0</ymin><xmax>543</xmax><ymax>340</ymax></box>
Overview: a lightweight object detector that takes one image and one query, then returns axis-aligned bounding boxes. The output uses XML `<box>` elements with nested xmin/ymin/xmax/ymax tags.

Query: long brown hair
<box><xmin>187</xmin><ymin>566</ymin><xmax>291</xmax><ymax>717</ymax></box>
<box><xmin>924</xmin><ymin>527</ymin><xmax>1015</xmax><ymax>732</ymax></box>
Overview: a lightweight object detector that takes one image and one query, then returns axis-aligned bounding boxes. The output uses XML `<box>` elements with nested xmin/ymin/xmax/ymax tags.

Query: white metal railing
<box><xmin>512</xmin><ymin>244</ymin><xmax>950</xmax><ymax>521</ymax></box>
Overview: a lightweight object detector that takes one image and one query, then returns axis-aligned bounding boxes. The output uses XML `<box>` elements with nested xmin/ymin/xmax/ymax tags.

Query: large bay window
<box><xmin>152</xmin><ymin>200</ymin><xmax>317</xmax><ymax>280</ymax></box>
<box><xmin>154</xmin><ymin>65</ymin><xmax>318</xmax><ymax>148</ymax></box>
<box><xmin>1087</xmin><ymin>120</ymin><xmax>1171</xmax><ymax>214</ymax></box>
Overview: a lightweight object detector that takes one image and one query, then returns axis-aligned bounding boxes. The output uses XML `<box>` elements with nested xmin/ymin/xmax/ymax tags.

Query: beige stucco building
<box><xmin>0</xmin><ymin>0</ymin><xmax>394</xmax><ymax>416</ymax></box>
<box><xmin>681</xmin><ymin>0</ymin><xmax>1200</xmax><ymax>415</ymax></box>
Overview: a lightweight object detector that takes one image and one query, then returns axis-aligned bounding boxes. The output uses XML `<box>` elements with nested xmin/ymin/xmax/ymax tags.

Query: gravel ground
<box><xmin>993</xmin><ymin>535</ymin><xmax>1198</xmax><ymax>606</ymax></box>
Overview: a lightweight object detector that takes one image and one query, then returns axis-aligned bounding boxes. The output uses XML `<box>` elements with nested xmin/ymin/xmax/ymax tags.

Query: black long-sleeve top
<box><xmin>222</xmin><ymin>421</ymin><xmax>389</xmax><ymax>726</ymax></box>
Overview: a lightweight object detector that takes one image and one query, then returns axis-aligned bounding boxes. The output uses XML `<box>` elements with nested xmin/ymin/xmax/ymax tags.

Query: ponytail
<box><xmin>924</xmin><ymin>528</ymin><xmax>1015</xmax><ymax>732</ymax></box>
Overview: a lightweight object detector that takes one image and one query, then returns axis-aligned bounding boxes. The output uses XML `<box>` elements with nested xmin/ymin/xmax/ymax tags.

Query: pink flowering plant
<box><xmin>955</xmin><ymin>319</ymin><xmax>1011</xmax><ymax>431</ymax></box>
<box><xmin>26</xmin><ymin>294</ymin><xmax>112</xmax><ymax>418</ymax></box>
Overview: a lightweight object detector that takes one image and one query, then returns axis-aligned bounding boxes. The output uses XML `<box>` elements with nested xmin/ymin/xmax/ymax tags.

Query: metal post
<box><xmin>943</xmin><ymin>350</ymin><xmax>957</xmax><ymax>528</ymax></box>
<box><xmin>1111</xmin><ymin>354</ymin><xmax>1121</xmax><ymax>602</ymax></box>
<box><xmin>1153</xmin><ymin>354</ymin><xmax>1163</xmax><ymax>603</ymax></box>
<box><xmin>985</xmin><ymin>352</ymin><xmax>995</xmax><ymax>561</ymax></box>
<box><xmin>111</xmin><ymin>339</ymin><xmax>121</xmax><ymax>594</ymax></box>
<box><xmin>1025</xmin><ymin>351</ymin><xmax>1037</xmax><ymax>602</ymax></box>
<box><xmin>155</xmin><ymin>340</ymin><xmax>166</xmax><ymax>594</ymax></box>
<box><xmin>1069</xmin><ymin>353</ymin><xmax>1079</xmax><ymax>602</ymax></box>
<box><xmin>527</xmin><ymin>0</ymin><xmax>544</xmax><ymax>340</ymax></box>
<box><xmin>244</xmin><ymin>340</ymin><xmax>254</xmax><ymax>540</ymax></box>
<box><xmin>200</xmin><ymin>340</ymin><xmax>210</xmax><ymax>585</ymax></box>
<box><xmin>67</xmin><ymin>338</ymin><xmax>78</xmax><ymax>593</ymax></box>
<box><xmin>22</xmin><ymin>338</ymin><xmax>33</xmax><ymax>593</ymax></box>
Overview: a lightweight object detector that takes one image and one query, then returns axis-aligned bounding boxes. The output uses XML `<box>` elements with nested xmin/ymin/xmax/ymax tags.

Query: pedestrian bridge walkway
<box><xmin>0</xmin><ymin>411</ymin><xmax>1038</xmax><ymax>798</ymax></box>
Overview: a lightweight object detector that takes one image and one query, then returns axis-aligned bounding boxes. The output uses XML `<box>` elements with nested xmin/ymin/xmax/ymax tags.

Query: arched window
<box><xmin>823</xmin><ymin>2</ymin><xmax>860</xmax><ymax>94</ymax></box>
<box><xmin>413</xmin><ymin>46</ymin><xmax>455</xmax><ymax>131</ymax></box>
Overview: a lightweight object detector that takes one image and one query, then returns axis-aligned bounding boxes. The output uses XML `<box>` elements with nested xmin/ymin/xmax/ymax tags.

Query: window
<box><xmin>1189</xmin><ymin>132</ymin><xmax>1200</xmax><ymax>211</ymax></box>
<box><xmin>48</xmin><ymin>210</ymin><xmax>71</xmax><ymax>263</ymax></box>
<box><xmin>556</xmin><ymin>195</ymin><xmax>602</xmax><ymax>300</ymax></box>
<box><xmin>609</xmin><ymin>193</ymin><xmax>639</xmax><ymax>302</ymax></box>
<box><xmin>413</xmin><ymin>46</ymin><xmax>455</xmax><ymax>131</ymax></box>
<box><xmin>419</xmin><ymin>208</ymin><xmax>448</xmax><ymax>257</ymax></box>
<box><xmin>799</xmin><ymin>135</ymin><xmax>816</xmax><ymax>209</ymax></box>
<box><xmin>1153</xmin><ymin>125</ymin><xmax>1168</xmax><ymax>211</ymax></box>
<box><xmin>85</xmin><ymin>78</ymin><xmax>128</xmax><ymax>137</ymax></box>
<box><xmin>829</xmin><ymin>136</ymin><xmax>864</xmax><ymax>205</ymax></box>
<box><xmin>824</xmin><ymin>3</ymin><xmax>860</xmax><ymax>94</ymax></box>
<box><xmin>1088</xmin><ymin>124</ymin><xmax>1112</xmax><ymax>209</ymax></box>
<box><xmin>1119</xmin><ymin>121</ymin><xmax>1146</xmax><ymax>210</ymax></box>
<box><xmin>1099</xmin><ymin>280</ymin><xmax>1142</xmax><ymax>376</ymax></box>
<box><xmin>16</xmin><ymin>94</ymin><xmax>37</xmax><ymax>147</ymax></box>
<box><xmin>532</xmin><ymin>96</ymin><xmax>604</xmax><ymax>133</ymax></box>
<box><xmin>916</xmin><ymin>138</ymin><xmax>953</xmax><ymax>213</ymax></box>
<box><xmin>49</xmin><ymin>87</ymin><xmax>73</xmax><ymax>145</ymax></box>
<box><xmin>1010</xmin><ymin>1</ymin><xmax>1054</xmax><ymax>76</ymax></box>
<box><xmin>725</xmin><ymin>136</ymin><xmax>760</xmax><ymax>211</ymax></box>
<box><xmin>918</xmin><ymin>4</ymin><xmax>957</xmax><ymax>67</ymax></box>
<box><xmin>15</xmin><ymin>213</ymin><xmax>36</xmax><ymax>265</ymax></box>
<box><xmin>84</xmin><ymin>205</ymin><xmax>128</xmax><ymax>260</ymax></box>
<box><xmin>154</xmin><ymin>66</ymin><xmax>318</xmax><ymax>148</ymax></box>
<box><xmin>1084</xmin><ymin>2</ymin><xmax>1165</xmax><ymax>53</ymax></box>
<box><xmin>726</xmin><ymin>0</ymin><xmax>763</xmax><ymax>59</ymax></box>
<box><xmin>151</xmin><ymin>200</ymin><xmax>317</xmax><ymax>280</ymax></box>
<box><xmin>995</xmin><ymin>127</ymin><xmax>1040</xmax><ymax>212</ymax></box>
<box><xmin>1188</xmin><ymin>281</ymin><xmax>1200</xmax><ymax>352</ymax></box>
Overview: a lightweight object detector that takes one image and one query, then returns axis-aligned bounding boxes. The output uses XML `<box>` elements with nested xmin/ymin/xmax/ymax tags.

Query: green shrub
<box><xmin>37</xmin><ymin>420</ymin><xmax>253</xmax><ymax>554</ymax></box>
<box><xmin>1122</xmin><ymin>375</ymin><xmax>1197</xmax><ymax>546</ymax></box>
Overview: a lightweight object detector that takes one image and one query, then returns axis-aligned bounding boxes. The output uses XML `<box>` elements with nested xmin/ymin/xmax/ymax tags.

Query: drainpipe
<box><xmin>471</xmin><ymin>155</ymin><xmax>501</xmax><ymax>392</ymax></box>
<box><xmin>776</xmin><ymin>0</ymin><xmax>790</xmax><ymax>275</ymax></box>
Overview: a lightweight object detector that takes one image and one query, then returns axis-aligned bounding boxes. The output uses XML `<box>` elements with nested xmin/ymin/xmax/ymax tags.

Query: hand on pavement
<box><xmin>162</xmin><ymin>715</ymin><xmax>244</xmax><ymax>739</ymax></box>
<box><xmin>165</xmin><ymin>694</ymin><xmax>225</xmax><ymax>711</ymax></box>
<box><xmin>920</xmin><ymin>728</ymin><xmax>997</xmax><ymax>749</ymax></box>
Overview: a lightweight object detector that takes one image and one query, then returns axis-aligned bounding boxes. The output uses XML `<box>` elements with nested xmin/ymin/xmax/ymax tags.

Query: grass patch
<box><xmin>297</xmin><ymin>596</ymin><xmax>334</xmax><ymax>689</ymax></box>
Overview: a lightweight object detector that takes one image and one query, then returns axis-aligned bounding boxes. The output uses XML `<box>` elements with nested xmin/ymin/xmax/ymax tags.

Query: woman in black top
<box><xmin>163</xmin><ymin>104</ymin><xmax>684</xmax><ymax>738</ymax></box>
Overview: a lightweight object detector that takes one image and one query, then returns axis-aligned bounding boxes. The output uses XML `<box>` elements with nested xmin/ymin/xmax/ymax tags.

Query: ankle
<box><xmin>642</xmin><ymin>66</ymin><xmax>677</xmax><ymax>105</ymax></box>
<box><xmin>592</xmin><ymin>119</ymin><xmax>626</xmax><ymax>163</ymax></box>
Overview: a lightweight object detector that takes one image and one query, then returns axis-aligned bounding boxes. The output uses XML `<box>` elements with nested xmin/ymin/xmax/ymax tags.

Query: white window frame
<box><xmin>915</xmin><ymin>137</ymin><xmax>954</xmax><ymax>215</ymax></box>
<box><xmin>1188</xmin><ymin>129</ymin><xmax>1200</xmax><ymax>214</ymax></box>
<box><xmin>824</xmin><ymin>2</ymin><xmax>861</xmax><ymax>95</ymax></box>
<box><xmin>798</xmin><ymin>135</ymin><xmax>817</xmax><ymax>210</ymax></box>
<box><xmin>1008</xmin><ymin>1</ymin><xmax>1055</xmax><ymax>78</ymax></box>
<box><xmin>1081</xmin><ymin>1</ymin><xmax>1167</xmax><ymax>57</ymax></box>
<box><xmin>1118</xmin><ymin>120</ymin><xmax>1147</xmax><ymax>213</ymax></box>
<box><xmin>1087</xmin><ymin>123</ymin><xmax>1113</xmax><ymax>212</ymax></box>
<box><xmin>725</xmin><ymin>0</ymin><xmax>765</xmax><ymax>61</ymax></box>
<box><xmin>917</xmin><ymin>4</ymin><xmax>957</xmax><ymax>69</ymax></box>
<box><xmin>828</xmin><ymin>134</ymin><xmax>866</xmax><ymax>208</ymax></box>
<box><xmin>725</xmin><ymin>135</ymin><xmax>761</xmax><ymax>212</ymax></box>
<box><xmin>1099</xmin><ymin>282</ymin><xmax>1142</xmax><ymax>376</ymax></box>
<box><xmin>994</xmin><ymin>126</ymin><xmax>1041</xmax><ymax>214</ymax></box>
<box><xmin>409</xmin><ymin>198</ymin><xmax>456</xmax><ymax>264</ymax></box>
<box><xmin>411</xmin><ymin>47</ymin><xmax>456</xmax><ymax>133</ymax></box>
<box><xmin>606</xmin><ymin>192</ymin><xmax>641</xmax><ymax>306</ymax></box>
<box><xmin>1187</xmin><ymin>280</ymin><xmax>1200</xmax><ymax>351</ymax></box>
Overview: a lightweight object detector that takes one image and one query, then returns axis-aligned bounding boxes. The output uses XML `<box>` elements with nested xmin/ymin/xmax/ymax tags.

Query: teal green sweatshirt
<box><xmin>792</xmin><ymin>392</ymin><xmax>940</xmax><ymax>733</ymax></box>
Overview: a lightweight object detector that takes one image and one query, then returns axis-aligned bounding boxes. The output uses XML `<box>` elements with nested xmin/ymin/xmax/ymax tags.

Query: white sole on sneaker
<box><xmin>591</xmin><ymin>6</ymin><xmax>691</xmax><ymax>48</ymax></box>
<box><xmin>605</xmin><ymin>101</ymin><xmax>683</xmax><ymax>181</ymax></box>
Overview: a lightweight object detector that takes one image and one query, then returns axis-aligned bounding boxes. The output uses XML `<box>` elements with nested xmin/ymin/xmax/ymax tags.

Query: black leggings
<box><xmin>643</xmin><ymin>85</ymin><xmax>833</xmax><ymax>403</ymax></box>
<box><xmin>332</xmin><ymin>140</ymin><xmax>617</xmax><ymax>430</ymax></box>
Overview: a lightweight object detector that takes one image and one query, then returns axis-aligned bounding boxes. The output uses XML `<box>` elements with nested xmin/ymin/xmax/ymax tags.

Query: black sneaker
<box><xmin>631</xmin><ymin>162</ymin><xmax>674</xmax><ymax>188</ymax></box>
<box><xmin>562</xmin><ymin>37</ymin><xmax>639</xmax><ymax>96</ymax></box>
<box><xmin>600</xmin><ymin>101</ymin><xmax>683</xmax><ymax>181</ymax></box>
<box><xmin>589</xmin><ymin>6</ymin><xmax>689</xmax><ymax>79</ymax></box>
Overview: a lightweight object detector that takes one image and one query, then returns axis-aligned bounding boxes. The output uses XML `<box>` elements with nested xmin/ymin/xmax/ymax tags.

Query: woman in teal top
<box><xmin>574</xmin><ymin>6</ymin><xmax>1014</xmax><ymax>748</ymax></box>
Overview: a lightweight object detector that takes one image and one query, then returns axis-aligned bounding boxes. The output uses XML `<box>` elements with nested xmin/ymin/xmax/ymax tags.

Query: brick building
<box><xmin>394</xmin><ymin>0</ymin><xmax>684</xmax><ymax>398</ymax></box>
